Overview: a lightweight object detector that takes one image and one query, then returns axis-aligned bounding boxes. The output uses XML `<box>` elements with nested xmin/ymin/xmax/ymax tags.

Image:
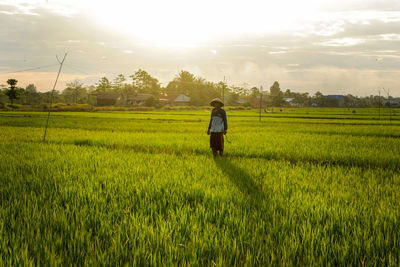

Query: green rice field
<box><xmin>0</xmin><ymin>108</ymin><xmax>399</xmax><ymax>265</ymax></box>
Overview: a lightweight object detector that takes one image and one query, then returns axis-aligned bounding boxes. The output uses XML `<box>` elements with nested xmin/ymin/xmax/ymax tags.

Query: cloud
<box><xmin>0</xmin><ymin>2</ymin><xmax>399</xmax><ymax>96</ymax></box>
<box><xmin>316</xmin><ymin>37</ymin><xmax>366</xmax><ymax>46</ymax></box>
<box><xmin>380</xmin><ymin>34</ymin><xmax>400</xmax><ymax>41</ymax></box>
<box><xmin>269</xmin><ymin>51</ymin><xmax>288</xmax><ymax>55</ymax></box>
<box><xmin>0</xmin><ymin>2</ymin><xmax>39</xmax><ymax>16</ymax></box>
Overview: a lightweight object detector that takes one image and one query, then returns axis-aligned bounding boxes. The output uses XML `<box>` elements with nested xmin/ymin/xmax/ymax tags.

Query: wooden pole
<box><xmin>43</xmin><ymin>53</ymin><xmax>67</xmax><ymax>142</ymax></box>
<box><xmin>259</xmin><ymin>85</ymin><xmax>263</xmax><ymax>122</ymax></box>
<box><xmin>223</xmin><ymin>76</ymin><xmax>226</xmax><ymax>104</ymax></box>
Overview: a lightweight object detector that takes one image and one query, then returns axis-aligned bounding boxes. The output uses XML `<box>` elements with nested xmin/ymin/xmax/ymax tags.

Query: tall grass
<box><xmin>0</xmin><ymin>109</ymin><xmax>399</xmax><ymax>265</ymax></box>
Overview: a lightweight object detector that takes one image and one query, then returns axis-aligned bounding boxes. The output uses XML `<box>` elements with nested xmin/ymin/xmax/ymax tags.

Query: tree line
<box><xmin>0</xmin><ymin>69</ymin><xmax>397</xmax><ymax>108</ymax></box>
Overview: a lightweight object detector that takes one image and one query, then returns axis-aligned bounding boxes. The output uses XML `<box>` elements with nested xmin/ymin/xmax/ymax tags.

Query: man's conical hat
<box><xmin>210</xmin><ymin>98</ymin><xmax>224</xmax><ymax>106</ymax></box>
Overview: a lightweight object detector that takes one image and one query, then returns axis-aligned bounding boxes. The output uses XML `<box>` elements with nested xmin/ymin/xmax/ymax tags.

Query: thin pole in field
<box><xmin>259</xmin><ymin>85</ymin><xmax>263</xmax><ymax>122</ymax></box>
<box><xmin>222</xmin><ymin>76</ymin><xmax>226</xmax><ymax>104</ymax></box>
<box><xmin>43</xmin><ymin>53</ymin><xmax>68</xmax><ymax>142</ymax></box>
<box><xmin>378</xmin><ymin>89</ymin><xmax>381</xmax><ymax>120</ymax></box>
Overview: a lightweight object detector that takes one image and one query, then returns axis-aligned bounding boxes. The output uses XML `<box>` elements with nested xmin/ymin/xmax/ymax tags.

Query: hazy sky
<box><xmin>0</xmin><ymin>0</ymin><xmax>399</xmax><ymax>96</ymax></box>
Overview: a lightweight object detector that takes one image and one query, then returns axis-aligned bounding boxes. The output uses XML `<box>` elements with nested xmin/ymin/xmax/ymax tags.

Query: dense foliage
<box><xmin>1</xmin><ymin>71</ymin><xmax>398</xmax><ymax>107</ymax></box>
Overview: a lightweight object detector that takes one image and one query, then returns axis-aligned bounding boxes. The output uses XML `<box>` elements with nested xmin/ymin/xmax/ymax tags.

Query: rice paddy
<box><xmin>0</xmin><ymin>108</ymin><xmax>399</xmax><ymax>265</ymax></box>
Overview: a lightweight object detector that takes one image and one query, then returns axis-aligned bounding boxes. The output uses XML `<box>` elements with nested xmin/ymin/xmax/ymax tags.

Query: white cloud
<box><xmin>0</xmin><ymin>3</ymin><xmax>39</xmax><ymax>15</ymax></box>
<box><xmin>316</xmin><ymin>38</ymin><xmax>366</xmax><ymax>47</ymax></box>
<box><xmin>0</xmin><ymin>1</ymin><xmax>77</xmax><ymax>17</ymax></box>
<box><xmin>269</xmin><ymin>51</ymin><xmax>287</xmax><ymax>55</ymax></box>
<box><xmin>380</xmin><ymin>34</ymin><xmax>400</xmax><ymax>41</ymax></box>
<box><xmin>306</xmin><ymin>20</ymin><xmax>346</xmax><ymax>36</ymax></box>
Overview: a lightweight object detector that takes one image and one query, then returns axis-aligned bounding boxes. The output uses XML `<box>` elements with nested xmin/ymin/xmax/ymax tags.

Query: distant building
<box><xmin>96</xmin><ymin>92</ymin><xmax>120</xmax><ymax>106</ymax></box>
<box><xmin>283</xmin><ymin>98</ymin><xmax>303</xmax><ymax>107</ymax></box>
<box><xmin>382</xmin><ymin>99</ymin><xmax>400</xmax><ymax>106</ymax></box>
<box><xmin>325</xmin><ymin>95</ymin><xmax>344</xmax><ymax>100</ymax></box>
<box><xmin>283</xmin><ymin>98</ymin><xmax>295</xmax><ymax>103</ymax></box>
<box><xmin>171</xmin><ymin>94</ymin><xmax>191</xmax><ymax>106</ymax></box>
<box><xmin>324</xmin><ymin>95</ymin><xmax>345</xmax><ymax>107</ymax></box>
<box><xmin>127</xmin><ymin>93</ymin><xmax>153</xmax><ymax>106</ymax></box>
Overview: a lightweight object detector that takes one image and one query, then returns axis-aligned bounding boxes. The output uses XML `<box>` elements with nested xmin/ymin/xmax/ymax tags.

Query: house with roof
<box><xmin>382</xmin><ymin>98</ymin><xmax>400</xmax><ymax>107</ymax></box>
<box><xmin>283</xmin><ymin>97</ymin><xmax>303</xmax><ymax>107</ymax></box>
<box><xmin>95</xmin><ymin>92</ymin><xmax>121</xmax><ymax>106</ymax></box>
<box><xmin>324</xmin><ymin>95</ymin><xmax>345</xmax><ymax>107</ymax></box>
<box><xmin>283</xmin><ymin>98</ymin><xmax>295</xmax><ymax>103</ymax></box>
<box><xmin>127</xmin><ymin>93</ymin><xmax>154</xmax><ymax>106</ymax></box>
<box><xmin>169</xmin><ymin>94</ymin><xmax>191</xmax><ymax>106</ymax></box>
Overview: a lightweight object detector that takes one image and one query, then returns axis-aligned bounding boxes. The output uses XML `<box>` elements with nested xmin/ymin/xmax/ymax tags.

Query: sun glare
<box><xmin>80</xmin><ymin>0</ymin><xmax>319</xmax><ymax>47</ymax></box>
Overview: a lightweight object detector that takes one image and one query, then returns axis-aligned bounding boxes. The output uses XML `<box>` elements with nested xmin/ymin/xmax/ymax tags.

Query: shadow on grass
<box><xmin>214</xmin><ymin>156</ymin><xmax>268</xmax><ymax>206</ymax></box>
<box><xmin>28</xmin><ymin>139</ymin><xmax>400</xmax><ymax>171</ymax></box>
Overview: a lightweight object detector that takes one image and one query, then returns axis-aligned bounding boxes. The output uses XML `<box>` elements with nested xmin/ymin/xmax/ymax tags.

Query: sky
<box><xmin>0</xmin><ymin>0</ymin><xmax>399</xmax><ymax>96</ymax></box>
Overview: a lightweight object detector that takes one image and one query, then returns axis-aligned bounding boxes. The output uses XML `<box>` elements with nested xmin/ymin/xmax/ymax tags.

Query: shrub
<box><xmin>6</xmin><ymin>103</ymin><xmax>21</xmax><ymax>109</ymax></box>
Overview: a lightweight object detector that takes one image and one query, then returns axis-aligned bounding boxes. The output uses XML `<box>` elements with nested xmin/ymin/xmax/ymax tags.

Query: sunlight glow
<box><xmin>76</xmin><ymin>0</ymin><xmax>320</xmax><ymax>47</ymax></box>
<box><xmin>3</xmin><ymin>0</ymin><xmax>398</xmax><ymax>48</ymax></box>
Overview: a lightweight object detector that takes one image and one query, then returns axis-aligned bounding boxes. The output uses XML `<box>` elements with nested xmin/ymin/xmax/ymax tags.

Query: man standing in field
<box><xmin>207</xmin><ymin>98</ymin><xmax>228</xmax><ymax>157</ymax></box>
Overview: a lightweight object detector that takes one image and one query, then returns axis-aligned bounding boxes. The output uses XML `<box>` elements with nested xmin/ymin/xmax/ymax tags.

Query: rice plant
<box><xmin>0</xmin><ymin>109</ymin><xmax>399</xmax><ymax>265</ymax></box>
